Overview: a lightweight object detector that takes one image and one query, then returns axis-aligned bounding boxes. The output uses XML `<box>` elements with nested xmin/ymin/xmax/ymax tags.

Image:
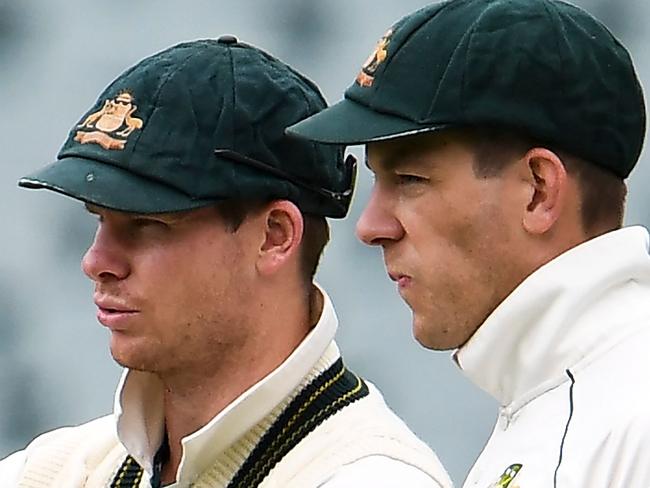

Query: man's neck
<box><xmin>157</xmin><ymin>289</ymin><xmax>318</xmax><ymax>484</ymax></box>
<box><xmin>159</xmin><ymin>373</ymin><xmax>248</xmax><ymax>484</ymax></box>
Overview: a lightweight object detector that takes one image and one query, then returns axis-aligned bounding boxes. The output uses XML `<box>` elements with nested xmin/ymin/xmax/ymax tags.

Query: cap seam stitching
<box><xmin>131</xmin><ymin>45</ymin><xmax>208</xmax><ymax>155</ymax></box>
<box><xmin>460</xmin><ymin>9</ymin><xmax>485</xmax><ymax>124</ymax></box>
<box><xmin>226</xmin><ymin>47</ymin><xmax>300</xmax><ymax>204</ymax></box>
<box><xmin>293</xmin><ymin>77</ymin><xmax>327</xmax><ymax>190</ymax></box>
<box><xmin>153</xmin><ymin>46</ymin><xmax>207</xmax><ymax>104</ymax></box>
<box><xmin>540</xmin><ymin>0</ymin><xmax>568</xmax><ymax>128</ymax></box>
<box><xmin>228</xmin><ymin>44</ymin><xmax>237</xmax><ymax>154</ymax></box>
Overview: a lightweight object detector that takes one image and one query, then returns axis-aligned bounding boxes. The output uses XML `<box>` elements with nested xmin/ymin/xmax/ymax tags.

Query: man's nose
<box><xmin>81</xmin><ymin>225</ymin><xmax>130</xmax><ymax>283</ymax></box>
<box><xmin>355</xmin><ymin>189</ymin><xmax>405</xmax><ymax>246</ymax></box>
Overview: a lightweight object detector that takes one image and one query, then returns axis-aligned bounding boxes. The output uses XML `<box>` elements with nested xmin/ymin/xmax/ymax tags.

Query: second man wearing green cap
<box><xmin>289</xmin><ymin>0</ymin><xmax>650</xmax><ymax>486</ymax></box>
<box><xmin>0</xmin><ymin>38</ymin><xmax>452</xmax><ymax>487</ymax></box>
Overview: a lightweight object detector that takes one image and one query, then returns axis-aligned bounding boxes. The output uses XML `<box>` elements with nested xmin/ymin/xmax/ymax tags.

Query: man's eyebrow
<box><xmin>365</xmin><ymin>150</ymin><xmax>409</xmax><ymax>173</ymax></box>
<box><xmin>83</xmin><ymin>203</ymin><xmax>184</xmax><ymax>222</ymax></box>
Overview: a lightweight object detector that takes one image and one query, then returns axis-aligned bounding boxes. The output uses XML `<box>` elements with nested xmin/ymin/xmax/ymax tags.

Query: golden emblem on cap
<box><xmin>74</xmin><ymin>91</ymin><xmax>144</xmax><ymax>150</ymax></box>
<box><xmin>356</xmin><ymin>28</ymin><xmax>393</xmax><ymax>88</ymax></box>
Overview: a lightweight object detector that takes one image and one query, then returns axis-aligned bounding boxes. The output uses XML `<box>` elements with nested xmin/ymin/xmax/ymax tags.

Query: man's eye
<box><xmin>132</xmin><ymin>218</ymin><xmax>167</xmax><ymax>228</ymax></box>
<box><xmin>396</xmin><ymin>174</ymin><xmax>427</xmax><ymax>184</ymax></box>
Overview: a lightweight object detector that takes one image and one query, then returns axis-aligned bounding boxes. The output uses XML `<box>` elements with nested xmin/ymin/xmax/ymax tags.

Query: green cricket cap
<box><xmin>288</xmin><ymin>0</ymin><xmax>646</xmax><ymax>178</ymax></box>
<box><xmin>19</xmin><ymin>37</ymin><xmax>355</xmax><ymax>217</ymax></box>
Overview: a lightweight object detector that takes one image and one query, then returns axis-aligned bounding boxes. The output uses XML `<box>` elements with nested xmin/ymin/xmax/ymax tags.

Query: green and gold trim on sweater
<box><xmin>110</xmin><ymin>358</ymin><xmax>368</xmax><ymax>488</ymax></box>
<box><xmin>110</xmin><ymin>456</ymin><xmax>144</xmax><ymax>488</ymax></box>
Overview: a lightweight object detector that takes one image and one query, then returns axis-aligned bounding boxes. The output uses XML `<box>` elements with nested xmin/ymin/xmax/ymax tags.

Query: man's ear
<box><xmin>256</xmin><ymin>200</ymin><xmax>304</xmax><ymax>276</ymax></box>
<box><xmin>521</xmin><ymin>148</ymin><xmax>568</xmax><ymax>235</ymax></box>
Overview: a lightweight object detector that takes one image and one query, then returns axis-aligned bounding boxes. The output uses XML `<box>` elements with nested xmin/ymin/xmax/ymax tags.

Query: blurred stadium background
<box><xmin>1</xmin><ymin>0</ymin><xmax>649</xmax><ymax>483</ymax></box>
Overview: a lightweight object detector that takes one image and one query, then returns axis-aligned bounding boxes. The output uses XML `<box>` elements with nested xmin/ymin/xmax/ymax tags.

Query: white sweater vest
<box><xmin>16</xmin><ymin>384</ymin><xmax>447</xmax><ymax>488</ymax></box>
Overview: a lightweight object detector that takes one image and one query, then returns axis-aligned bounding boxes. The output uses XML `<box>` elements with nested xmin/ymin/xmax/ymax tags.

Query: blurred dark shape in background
<box><xmin>0</xmin><ymin>1</ymin><xmax>24</xmax><ymax>59</ymax></box>
<box><xmin>0</xmin><ymin>279</ymin><xmax>46</xmax><ymax>454</ymax></box>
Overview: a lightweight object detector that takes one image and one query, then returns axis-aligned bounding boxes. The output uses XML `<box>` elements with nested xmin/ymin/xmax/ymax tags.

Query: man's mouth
<box><xmin>94</xmin><ymin>297</ymin><xmax>139</xmax><ymax>329</ymax></box>
<box><xmin>388</xmin><ymin>271</ymin><xmax>412</xmax><ymax>288</ymax></box>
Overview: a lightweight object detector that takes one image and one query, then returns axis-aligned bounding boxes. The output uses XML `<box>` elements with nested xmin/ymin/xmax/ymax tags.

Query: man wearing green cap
<box><xmin>0</xmin><ymin>38</ymin><xmax>452</xmax><ymax>487</ymax></box>
<box><xmin>288</xmin><ymin>0</ymin><xmax>650</xmax><ymax>486</ymax></box>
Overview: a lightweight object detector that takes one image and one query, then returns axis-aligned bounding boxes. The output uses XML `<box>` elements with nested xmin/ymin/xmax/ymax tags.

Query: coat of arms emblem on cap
<box><xmin>74</xmin><ymin>91</ymin><xmax>143</xmax><ymax>150</ymax></box>
<box><xmin>356</xmin><ymin>28</ymin><xmax>393</xmax><ymax>87</ymax></box>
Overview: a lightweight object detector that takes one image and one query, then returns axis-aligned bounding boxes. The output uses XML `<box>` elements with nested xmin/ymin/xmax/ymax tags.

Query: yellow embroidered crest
<box><xmin>356</xmin><ymin>28</ymin><xmax>393</xmax><ymax>87</ymax></box>
<box><xmin>75</xmin><ymin>92</ymin><xmax>144</xmax><ymax>150</ymax></box>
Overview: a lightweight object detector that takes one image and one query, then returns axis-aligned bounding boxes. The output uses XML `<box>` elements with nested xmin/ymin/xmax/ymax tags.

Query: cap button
<box><xmin>217</xmin><ymin>35</ymin><xmax>238</xmax><ymax>45</ymax></box>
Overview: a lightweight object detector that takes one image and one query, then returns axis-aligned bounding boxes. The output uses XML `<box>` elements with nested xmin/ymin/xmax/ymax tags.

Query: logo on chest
<box><xmin>489</xmin><ymin>463</ymin><xmax>522</xmax><ymax>488</ymax></box>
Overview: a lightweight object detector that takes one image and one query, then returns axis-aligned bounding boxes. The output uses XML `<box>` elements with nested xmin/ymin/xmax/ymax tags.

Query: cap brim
<box><xmin>18</xmin><ymin>157</ymin><xmax>217</xmax><ymax>214</ymax></box>
<box><xmin>287</xmin><ymin>97</ymin><xmax>451</xmax><ymax>145</ymax></box>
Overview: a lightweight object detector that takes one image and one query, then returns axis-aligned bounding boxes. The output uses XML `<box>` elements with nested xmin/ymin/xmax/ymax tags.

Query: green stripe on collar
<box><xmin>110</xmin><ymin>455</ymin><xmax>144</xmax><ymax>487</ymax></box>
<box><xmin>227</xmin><ymin>358</ymin><xmax>369</xmax><ymax>488</ymax></box>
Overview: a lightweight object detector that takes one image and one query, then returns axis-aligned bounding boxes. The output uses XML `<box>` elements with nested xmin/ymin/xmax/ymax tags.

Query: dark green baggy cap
<box><xmin>19</xmin><ymin>37</ymin><xmax>356</xmax><ymax>217</ymax></box>
<box><xmin>287</xmin><ymin>0</ymin><xmax>646</xmax><ymax>178</ymax></box>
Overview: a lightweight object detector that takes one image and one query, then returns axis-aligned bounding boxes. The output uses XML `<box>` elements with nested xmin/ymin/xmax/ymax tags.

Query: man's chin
<box><xmin>111</xmin><ymin>353</ymin><xmax>146</xmax><ymax>371</ymax></box>
<box><xmin>110</xmin><ymin>345</ymin><xmax>156</xmax><ymax>372</ymax></box>
<box><xmin>108</xmin><ymin>334</ymin><xmax>157</xmax><ymax>370</ymax></box>
<box><xmin>412</xmin><ymin>316</ymin><xmax>462</xmax><ymax>351</ymax></box>
<box><xmin>414</xmin><ymin>335</ymin><xmax>458</xmax><ymax>351</ymax></box>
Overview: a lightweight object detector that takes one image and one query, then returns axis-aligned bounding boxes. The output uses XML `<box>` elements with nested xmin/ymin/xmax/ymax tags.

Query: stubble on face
<box><xmin>366</xmin><ymin>131</ymin><xmax>523</xmax><ymax>351</ymax></box>
<box><xmin>102</xmin><ymin>206</ymin><xmax>258</xmax><ymax>379</ymax></box>
<box><xmin>410</xmin><ymin>198</ymin><xmax>517</xmax><ymax>350</ymax></box>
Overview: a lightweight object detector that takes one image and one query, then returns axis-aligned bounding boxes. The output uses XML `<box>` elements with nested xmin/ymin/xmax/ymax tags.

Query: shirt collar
<box><xmin>113</xmin><ymin>284</ymin><xmax>339</xmax><ymax>484</ymax></box>
<box><xmin>455</xmin><ymin>226</ymin><xmax>650</xmax><ymax>408</ymax></box>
